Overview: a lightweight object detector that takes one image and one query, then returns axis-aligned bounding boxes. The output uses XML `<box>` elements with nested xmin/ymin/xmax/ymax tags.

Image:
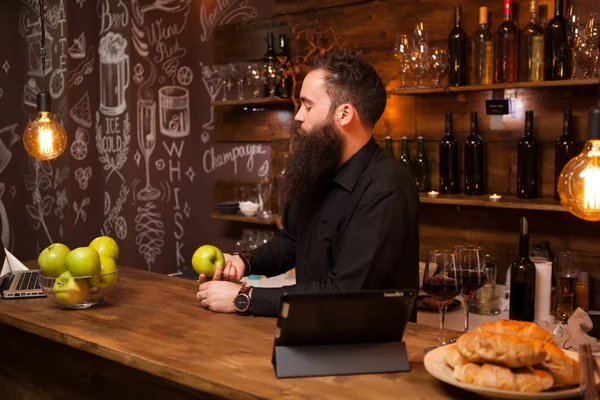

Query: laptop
<box><xmin>0</xmin><ymin>243</ymin><xmax>44</xmax><ymax>299</ymax></box>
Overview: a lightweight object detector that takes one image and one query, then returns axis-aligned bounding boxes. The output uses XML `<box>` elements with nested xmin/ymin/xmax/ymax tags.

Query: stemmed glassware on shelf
<box><xmin>246</xmin><ymin>62</ymin><xmax>264</xmax><ymax>98</ymax></box>
<box><xmin>392</xmin><ymin>33</ymin><xmax>412</xmax><ymax>90</ymax></box>
<box><xmin>429</xmin><ymin>48</ymin><xmax>448</xmax><ymax>88</ymax></box>
<box><xmin>262</xmin><ymin>61</ymin><xmax>281</xmax><ymax>98</ymax></box>
<box><xmin>229</xmin><ymin>62</ymin><xmax>247</xmax><ymax>100</ymax></box>
<box><xmin>422</xmin><ymin>249</ymin><xmax>461</xmax><ymax>353</ymax></box>
<box><xmin>567</xmin><ymin>5</ymin><xmax>581</xmax><ymax>79</ymax></box>
<box><xmin>411</xmin><ymin>22</ymin><xmax>430</xmax><ymax>88</ymax></box>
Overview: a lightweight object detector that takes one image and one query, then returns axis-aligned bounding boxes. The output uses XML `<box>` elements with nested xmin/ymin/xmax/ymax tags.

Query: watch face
<box><xmin>235</xmin><ymin>295</ymin><xmax>249</xmax><ymax>312</ymax></box>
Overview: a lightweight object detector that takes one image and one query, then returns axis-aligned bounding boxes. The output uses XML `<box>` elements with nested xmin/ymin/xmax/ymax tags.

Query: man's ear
<box><xmin>335</xmin><ymin>104</ymin><xmax>355</xmax><ymax>127</ymax></box>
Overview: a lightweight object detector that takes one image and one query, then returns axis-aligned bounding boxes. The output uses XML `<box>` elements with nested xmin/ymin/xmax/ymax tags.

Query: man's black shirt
<box><xmin>249</xmin><ymin>137</ymin><xmax>420</xmax><ymax>317</ymax></box>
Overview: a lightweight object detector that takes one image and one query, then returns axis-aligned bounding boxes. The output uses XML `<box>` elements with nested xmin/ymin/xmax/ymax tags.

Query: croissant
<box><xmin>475</xmin><ymin>320</ymin><xmax>553</xmax><ymax>343</ymax></box>
<box><xmin>443</xmin><ymin>344</ymin><xmax>466</xmax><ymax>369</ymax></box>
<box><xmin>456</xmin><ymin>331</ymin><xmax>547</xmax><ymax>368</ymax></box>
<box><xmin>454</xmin><ymin>363</ymin><xmax>555</xmax><ymax>392</ymax></box>
<box><xmin>538</xmin><ymin>342</ymin><xmax>580</xmax><ymax>387</ymax></box>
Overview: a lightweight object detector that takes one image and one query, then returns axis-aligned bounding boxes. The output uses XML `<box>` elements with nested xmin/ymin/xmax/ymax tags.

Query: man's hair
<box><xmin>307</xmin><ymin>49</ymin><xmax>387</xmax><ymax>128</ymax></box>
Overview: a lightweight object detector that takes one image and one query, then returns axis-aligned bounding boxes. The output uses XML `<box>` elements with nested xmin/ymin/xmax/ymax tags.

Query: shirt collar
<box><xmin>332</xmin><ymin>136</ymin><xmax>378</xmax><ymax>192</ymax></box>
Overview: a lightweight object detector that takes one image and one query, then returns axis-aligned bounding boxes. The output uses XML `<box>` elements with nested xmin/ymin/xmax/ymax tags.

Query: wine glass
<box><xmin>262</xmin><ymin>61</ymin><xmax>281</xmax><ymax>98</ymax></box>
<box><xmin>429</xmin><ymin>47</ymin><xmax>448</xmax><ymax>88</ymax></box>
<box><xmin>392</xmin><ymin>33</ymin><xmax>412</xmax><ymax>90</ymax></box>
<box><xmin>247</xmin><ymin>63</ymin><xmax>263</xmax><ymax>98</ymax></box>
<box><xmin>453</xmin><ymin>245</ymin><xmax>487</xmax><ymax>334</ymax></box>
<box><xmin>575</xmin><ymin>33</ymin><xmax>595</xmax><ymax>79</ymax></box>
<box><xmin>412</xmin><ymin>22</ymin><xmax>429</xmax><ymax>88</ymax></box>
<box><xmin>137</xmin><ymin>100</ymin><xmax>160</xmax><ymax>201</ymax></box>
<box><xmin>422</xmin><ymin>249</ymin><xmax>461</xmax><ymax>353</ymax></box>
<box><xmin>588</xmin><ymin>13</ymin><xmax>599</xmax><ymax>78</ymax></box>
<box><xmin>567</xmin><ymin>5</ymin><xmax>581</xmax><ymax>79</ymax></box>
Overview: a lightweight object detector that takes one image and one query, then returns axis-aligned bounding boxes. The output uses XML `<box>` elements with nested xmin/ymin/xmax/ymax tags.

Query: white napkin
<box><xmin>537</xmin><ymin>308</ymin><xmax>600</xmax><ymax>352</ymax></box>
<box><xmin>0</xmin><ymin>249</ymin><xmax>29</xmax><ymax>277</ymax></box>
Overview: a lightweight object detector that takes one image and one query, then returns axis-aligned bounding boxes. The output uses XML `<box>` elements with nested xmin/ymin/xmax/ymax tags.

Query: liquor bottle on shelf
<box><xmin>473</xmin><ymin>6</ymin><xmax>494</xmax><ymax>85</ymax></box>
<box><xmin>439</xmin><ymin>112</ymin><xmax>459</xmax><ymax>194</ymax></box>
<box><xmin>555</xmin><ymin>109</ymin><xmax>578</xmax><ymax>200</ymax></box>
<box><xmin>399</xmin><ymin>136</ymin><xmax>412</xmax><ymax>174</ymax></box>
<box><xmin>517</xmin><ymin>111</ymin><xmax>540</xmax><ymax>199</ymax></box>
<box><xmin>384</xmin><ymin>136</ymin><xmax>395</xmax><ymax>158</ymax></box>
<box><xmin>495</xmin><ymin>0</ymin><xmax>519</xmax><ymax>83</ymax></box>
<box><xmin>276</xmin><ymin>34</ymin><xmax>291</xmax><ymax>98</ymax></box>
<box><xmin>414</xmin><ymin>137</ymin><xmax>430</xmax><ymax>192</ymax></box>
<box><xmin>520</xmin><ymin>0</ymin><xmax>545</xmax><ymax>82</ymax></box>
<box><xmin>448</xmin><ymin>6</ymin><xmax>468</xmax><ymax>86</ymax></box>
<box><xmin>545</xmin><ymin>0</ymin><xmax>568</xmax><ymax>80</ymax></box>
<box><xmin>509</xmin><ymin>217</ymin><xmax>536</xmax><ymax>322</ymax></box>
<box><xmin>464</xmin><ymin>112</ymin><xmax>485</xmax><ymax>195</ymax></box>
<box><xmin>263</xmin><ymin>32</ymin><xmax>278</xmax><ymax>97</ymax></box>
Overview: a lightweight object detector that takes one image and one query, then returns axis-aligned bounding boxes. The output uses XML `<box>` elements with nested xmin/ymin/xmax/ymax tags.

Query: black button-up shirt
<box><xmin>250</xmin><ymin>137</ymin><xmax>420</xmax><ymax>317</ymax></box>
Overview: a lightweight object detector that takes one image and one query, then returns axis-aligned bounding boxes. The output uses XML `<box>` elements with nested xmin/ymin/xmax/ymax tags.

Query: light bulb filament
<box><xmin>39</xmin><ymin>126</ymin><xmax>54</xmax><ymax>155</ymax></box>
<box><xmin>581</xmin><ymin>165</ymin><xmax>600</xmax><ymax>210</ymax></box>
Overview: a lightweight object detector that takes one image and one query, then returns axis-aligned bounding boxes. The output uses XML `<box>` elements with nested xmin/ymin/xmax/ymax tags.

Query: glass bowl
<box><xmin>38</xmin><ymin>269</ymin><xmax>119</xmax><ymax>309</ymax></box>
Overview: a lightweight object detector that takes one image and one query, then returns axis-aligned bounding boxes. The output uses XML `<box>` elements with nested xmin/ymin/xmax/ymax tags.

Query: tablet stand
<box><xmin>272</xmin><ymin>340</ymin><xmax>410</xmax><ymax>378</ymax></box>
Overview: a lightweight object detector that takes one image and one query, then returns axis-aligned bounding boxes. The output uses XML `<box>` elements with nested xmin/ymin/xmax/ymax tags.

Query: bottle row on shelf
<box><xmin>384</xmin><ymin>109</ymin><xmax>579</xmax><ymax>200</ymax></box>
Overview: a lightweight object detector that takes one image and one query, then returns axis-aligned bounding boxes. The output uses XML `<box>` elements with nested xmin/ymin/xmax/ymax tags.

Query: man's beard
<box><xmin>279</xmin><ymin>120</ymin><xmax>342</xmax><ymax>206</ymax></box>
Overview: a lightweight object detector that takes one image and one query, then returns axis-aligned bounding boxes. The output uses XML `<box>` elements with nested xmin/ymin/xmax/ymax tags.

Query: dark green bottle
<box><xmin>399</xmin><ymin>137</ymin><xmax>412</xmax><ymax>174</ymax></box>
<box><xmin>439</xmin><ymin>112</ymin><xmax>459</xmax><ymax>194</ymax></box>
<box><xmin>384</xmin><ymin>136</ymin><xmax>395</xmax><ymax>158</ymax></box>
<box><xmin>464</xmin><ymin>112</ymin><xmax>485</xmax><ymax>195</ymax></box>
<box><xmin>509</xmin><ymin>217</ymin><xmax>536</xmax><ymax>322</ymax></box>
<box><xmin>414</xmin><ymin>137</ymin><xmax>430</xmax><ymax>192</ymax></box>
<box><xmin>517</xmin><ymin>111</ymin><xmax>540</xmax><ymax>199</ymax></box>
<box><xmin>554</xmin><ymin>109</ymin><xmax>578</xmax><ymax>200</ymax></box>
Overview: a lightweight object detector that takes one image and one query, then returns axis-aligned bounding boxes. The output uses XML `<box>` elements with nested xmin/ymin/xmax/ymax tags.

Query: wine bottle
<box><xmin>439</xmin><ymin>112</ymin><xmax>459</xmax><ymax>194</ymax></box>
<box><xmin>448</xmin><ymin>6</ymin><xmax>468</xmax><ymax>86</ymax></box>
<box><xmin>495</xmin><ymin>0</ymin><xmax>519</xmax><ymax>83</ymax></box>
<box><xmin>517</xmin><ymin>111</ymin><xmax>540</xmax><ymax>199</ymax></box>
<box><xmin>464</xmin><ymin>112</ymin><xmax>485</xmax><ymax>195</ymax></box>
<box><xmin>263</xmin><ymin>32</ymin><xmax>277</xmax><ymax>97</ymax></box>
<box><xmin>399</xmin><ymin>136</ymin><xmax>412</xmax><ymax>174</ymax></box>
<box><xmin>555</xmin><ymin>109</ymin><xmax>578</xmax><ymax>200</ymax></box>
<box><xmin>276</xmin><ymin>34</ymin><xmax>291</xmax><ymax>98</ymax></box>
<box><xmin>520</xmin><ymin>0</ymin><xmax>545</xmax><ymax>82</ymax></box>
<box><xmin>545</xmin><ymin>0</ymin><xmax>568</xmax><ymax>80</ymax></box>
<box><xmin>414</xmin><ymin>137</ymin><xmax>430</xmax><ymax>192</ymax></box>
<box><xmin>474</xmin><ymin>6</ymin><xmax>494</xmax><ymax>85</ymax></box>
<box><xmin>384</xmin><ymin>136</ymin><xmax>394</xmax><ymax>158</ymax></box>
<box><xmin>509</xmin><ymin>217</ymin><xmax>536</xmax><ymax>322</ymax></box>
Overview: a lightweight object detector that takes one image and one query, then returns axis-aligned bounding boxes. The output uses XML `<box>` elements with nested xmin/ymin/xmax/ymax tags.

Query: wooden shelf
<box><xmin>419</xmin><ymin>193</ymin><xmax>567</xmax><ymax>212</ymax></box>
<box><xmin>388</xmin><ymin>78</ymin><xmax>599</xmax><ymax>96</ymax></box>
<box><xmin>211</xmin><ymin>97</ymin><xmax>293</xmax><ymax>107</ymax></box>
<box><xmin>210</xmin><ymin>211</ymin><xmax>280</xmax><ymax>225</ymax></box>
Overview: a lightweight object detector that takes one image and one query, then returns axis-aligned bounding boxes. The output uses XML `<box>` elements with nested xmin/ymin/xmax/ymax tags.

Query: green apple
<box><xmin>52</xmin><ymin>271</ymin><xmax>89</xmax><ymax>305</ymax></box>
<box><xmin>191</xmin><ymin>245</ymin><xmax>225</xmax><ymax>278</ymax></box>
<box><xmin>66</xmin><ymin>247</ymin><xmax>101</xmax><ymax>277</ymax></box>
<box><xmin>89</xmin><ymin>236</ymin><xmax>119</xmax><ymax>261</ymax></box>
<box><xmin>38</xmin><ymin>243</ymin><xmax>70</xmax><ymax>277</ymax></box>
<box><xmin>89</xmin><ymin>255</ymin><xmax>118</xmax><ymax>289</ymax></box>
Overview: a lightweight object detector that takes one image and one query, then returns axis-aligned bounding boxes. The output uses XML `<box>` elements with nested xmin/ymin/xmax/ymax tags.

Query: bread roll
<box><xmin>454</xmin><ymin>363</ymin><xmax>555</xmax><ymax>392</ymax></box>
<box><xmin>456</xmin><ymin>331</ymin><xmax>547</xmax><ymax>368</ymax></box>
<box><xmin>475</xmin><ymin>320</ymin><xmax>553</xmax><ymax>343</ymax></box>
<box><xmin>443</xmin><ymin>344</ymin><xmax>466</xmax><ymax>369</ymax></box>
<box><xmin>538</xmin><ymin>342</ymin><xmax>580</xmax><ymax>387</ymax></box>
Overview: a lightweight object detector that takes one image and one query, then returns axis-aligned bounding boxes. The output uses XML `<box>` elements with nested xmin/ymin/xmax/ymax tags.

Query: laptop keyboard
<box><xmin>16</xmin><ymin>272</ymin><xmax>41</xmax><ymax>290</ymax></box>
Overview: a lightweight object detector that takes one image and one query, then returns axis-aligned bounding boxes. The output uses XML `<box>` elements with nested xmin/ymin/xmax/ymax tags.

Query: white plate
<box><xmin>423</xmin><ymin>346</ymin><xmax>583</xmax><ymax>399</ymax></box>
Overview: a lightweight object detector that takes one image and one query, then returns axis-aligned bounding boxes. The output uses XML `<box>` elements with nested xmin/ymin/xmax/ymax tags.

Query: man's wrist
<box><xmin>233</xmin><ymin>251</ymin><xmax>253</xmax><ymax>276</ymax></box>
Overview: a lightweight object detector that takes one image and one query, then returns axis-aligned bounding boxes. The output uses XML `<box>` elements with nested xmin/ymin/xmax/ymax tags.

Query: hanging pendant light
<box><xmin>557</xmin><ymin>83</ymin><xmax>600</xmax><ymax>221</ymax></box>
<box><xmin>22</xmin><ymin>0</ymin><xmax>67</xmax><ymax>161</ymax></box>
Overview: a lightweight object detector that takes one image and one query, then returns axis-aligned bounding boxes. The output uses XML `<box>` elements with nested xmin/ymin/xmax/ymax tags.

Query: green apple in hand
<box><xmin>191</xmin><ymin>245</ymin><xmax>224</xmax><ymax>278</ymax></box>
<box><xmin>38</xmin><ymin>243</ymin><xmax>70</xmax><ymax>277</ymax></box>
<box><xmin>89</xmin><ymin>255</ymin><xmax>118</xmax><ymax>289</ymax></box>
<box><xmin>89</xmin><ymin>236</ymin><xmax>119</xmax><ymax>261</ymax></box>
<box><xmin>52</xmin><ymin>271</ymin><xmax>89</xmax><ymax>305</ymax></box>
<box><xmin>66</xmin><ymin>247</ymin><xmax>101</xmax><ymax>277</ymax></box>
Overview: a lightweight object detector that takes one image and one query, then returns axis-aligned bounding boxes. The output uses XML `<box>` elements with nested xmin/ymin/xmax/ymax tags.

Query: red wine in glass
<box><xmin>451</xmin><ymin>270</ymin><xmax>487</xmax><ymax>296</ymax></box>
<box><xmin>423</xmin><ymin>276</ymin><xmax>462</xmax><ymax>301</ymax></box>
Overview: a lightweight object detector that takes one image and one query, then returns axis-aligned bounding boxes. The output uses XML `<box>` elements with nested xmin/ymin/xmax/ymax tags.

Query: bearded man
<box><xmin>197</xmin><ymin>49</ymin><xmax>419</xmax><ymax>318</ymax></box>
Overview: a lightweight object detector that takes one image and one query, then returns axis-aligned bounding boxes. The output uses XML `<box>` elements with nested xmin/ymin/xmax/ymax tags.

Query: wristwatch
<box><xmin>234</xmin><ymin>285</ymin><xmax>252</xmax><ymax>315</ymax></box>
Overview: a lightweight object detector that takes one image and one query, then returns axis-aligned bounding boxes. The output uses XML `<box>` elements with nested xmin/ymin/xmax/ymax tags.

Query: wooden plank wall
<box><xmin>214</xmin><ymin>0</ymin><xmax>600</xmax><ymax>308</ymax></box>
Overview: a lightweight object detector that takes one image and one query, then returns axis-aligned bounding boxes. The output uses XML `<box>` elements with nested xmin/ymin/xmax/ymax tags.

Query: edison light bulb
<box><xmin>22</xmin><ymin>92</ymin><xmax>67</xmax><ymax>161</ymax></box>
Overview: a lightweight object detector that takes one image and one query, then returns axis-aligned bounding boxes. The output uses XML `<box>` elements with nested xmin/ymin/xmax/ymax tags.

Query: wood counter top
<box><xmin>0</xmin><ymin>267</ymin><xmax>476</xmax><ymax>399</ymax></box>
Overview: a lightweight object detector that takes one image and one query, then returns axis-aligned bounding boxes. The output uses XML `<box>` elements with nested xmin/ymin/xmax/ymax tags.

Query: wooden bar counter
<box><xmin>0</xmin><ymin>267</ymin><xmax>478</xmax><ymax>399</ymax></box>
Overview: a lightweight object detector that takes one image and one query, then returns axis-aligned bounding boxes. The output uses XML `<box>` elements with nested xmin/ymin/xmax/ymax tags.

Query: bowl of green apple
<box><xmin>37</xmin><ymin>236</ymin><xmax>120</xmax><ymax>309</ymax></box>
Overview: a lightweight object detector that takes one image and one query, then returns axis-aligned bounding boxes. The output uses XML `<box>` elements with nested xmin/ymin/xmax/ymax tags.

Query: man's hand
<box><xmin>198</xmin><ymin>253</ymin><xmax>245</xmax><ymax>284</ymax></box>
<box><xmin>196</xmin><ymin>281</ymin><xmax>243</xmax><ymax>313</ymax></box>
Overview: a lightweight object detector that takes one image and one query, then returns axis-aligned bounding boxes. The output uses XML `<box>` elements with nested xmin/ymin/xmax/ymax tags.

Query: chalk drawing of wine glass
<box><xmin>137</xmin><ymin>99</ymin><xmax>160</xmax><ymax>201</ymax></box>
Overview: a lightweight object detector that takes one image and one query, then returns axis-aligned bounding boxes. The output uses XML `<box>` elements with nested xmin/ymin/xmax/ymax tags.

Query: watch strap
<box><xmin>233</xmin><ymin>251</ymin><xmax>253</xmax><ymax>276</ymax></box>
